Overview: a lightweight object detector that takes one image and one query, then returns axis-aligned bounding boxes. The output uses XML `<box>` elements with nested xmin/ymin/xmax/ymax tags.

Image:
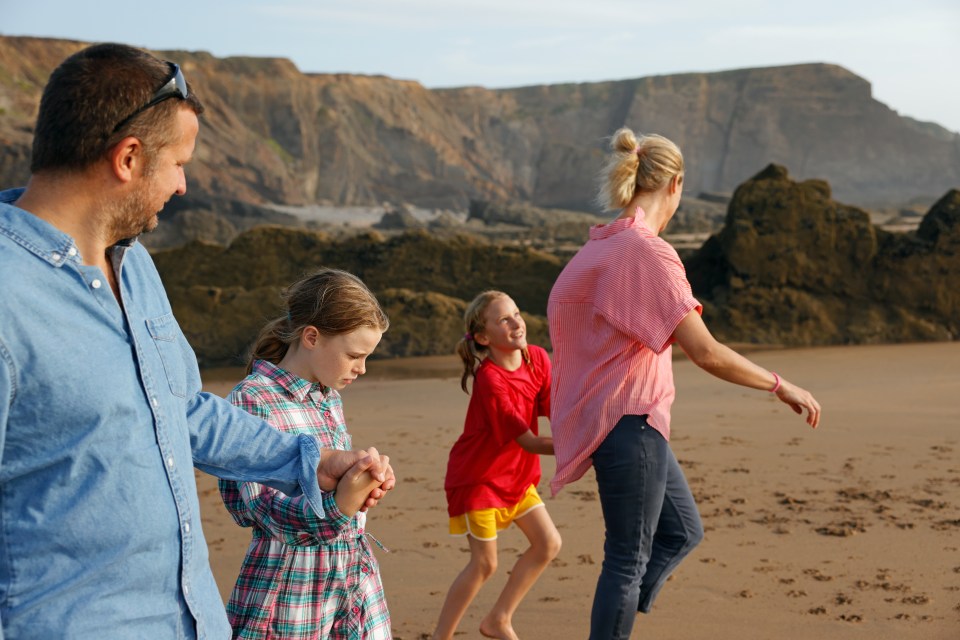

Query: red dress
<box><xmin>444</xmin><ymin>345</ymin><xmax>552</xmax><ymax>517</ymax></box>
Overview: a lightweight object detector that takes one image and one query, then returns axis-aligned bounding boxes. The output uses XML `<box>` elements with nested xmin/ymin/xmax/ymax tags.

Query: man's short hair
<box><xmin>30</xmin><ymin>42</ymin><xmax>204</xmax><ymax>173</ymax></box>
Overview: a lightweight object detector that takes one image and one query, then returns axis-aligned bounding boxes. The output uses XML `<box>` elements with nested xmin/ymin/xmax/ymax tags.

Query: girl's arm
<box><xmin>516</xmin><ymin>429</ymin><xmax>554</xmax><ymax>455</ymax></box>
<box><xmin>218</xmin><ymin>390</ymin><xmax>353</xmax><ymax>545</ymax></box>
<box><xmin>230</xmin><ymin>479</ymin><xmax>352</xmax><ymax>546</ymax></box>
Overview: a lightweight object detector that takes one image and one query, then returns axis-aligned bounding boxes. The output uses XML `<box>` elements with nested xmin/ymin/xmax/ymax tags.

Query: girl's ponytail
<box><xmin>457</xmin><ymin>334</ymin><xmax>482</xmax><ymax>394</ymax></box>
<box><xmin>247</xmin><ymin>316</ymin><xmax>296</xmax><ymax>375</ymax></box>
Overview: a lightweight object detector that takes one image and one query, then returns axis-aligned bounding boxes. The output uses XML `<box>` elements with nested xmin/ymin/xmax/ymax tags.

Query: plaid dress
<box><xmin>219</xmin><ymin>360</ymin><xmax>391</xmax><ymax>639</ymax></box>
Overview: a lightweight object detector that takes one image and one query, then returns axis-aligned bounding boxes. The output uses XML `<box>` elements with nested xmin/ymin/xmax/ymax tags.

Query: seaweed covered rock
<box><xmin>686</xmin><ymin>166</ymin><xmax>960</xmax><ymax>345</ymax></box>
<box><xmin>156</xmin><ymin>228</ymin><xmax>562</xmax><ymax>365</ymax></box>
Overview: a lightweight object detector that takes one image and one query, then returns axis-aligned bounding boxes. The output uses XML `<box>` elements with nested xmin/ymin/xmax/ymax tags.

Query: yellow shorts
<box><xmin>449</xmin><ymin>484</ymin><xmax>544</xmax><ymax>540</ymax></box>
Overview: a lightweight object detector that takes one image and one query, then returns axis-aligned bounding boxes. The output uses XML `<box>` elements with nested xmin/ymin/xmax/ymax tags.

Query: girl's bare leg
<box><xmin>432</xmin><ymin>536</ymin><xmax>498</xmax><ymax>640</ymax></box>
<box><xmin>479</xmin><ymin>507</ymin><xmax>562</xmax><ymax>640</ymax></box>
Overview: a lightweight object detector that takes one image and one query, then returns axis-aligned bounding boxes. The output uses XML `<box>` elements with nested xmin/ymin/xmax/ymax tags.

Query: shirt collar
<box><xmin>251</xmin><ymin>359</ymin><xmax>331</xmax><ymax>403</ymax></box>
<box><xmin>0</xmin><ymin>188</ymin><xmax>81</xmax><ymax>268</ymax></box>
<box><xmin>588</xmin><ymin>207</ymin><xmax>655</xmax><ymax>241</ymax></box>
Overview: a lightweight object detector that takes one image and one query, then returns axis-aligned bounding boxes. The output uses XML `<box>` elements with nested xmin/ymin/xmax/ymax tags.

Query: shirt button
<box><xmin>183</xmin><ymin>584</ymin><xmax>190</xmax><ymax>595</ymax></box>
<box><xmin>166</xmin><ymin>457</ymin><xmax>174</xmax><ymax>469</ymax></box>
<box><xmin>361</xmin><ymin>565</ymin><xmax>369</xmax><ymax>573</ymax></box>
<box><xmin>151</xmin><ymin>397</ymin><xmax>159</xmax><ymax>407</ymax></box>
<box><xmin>67</xmin><ymin>247</ymin><xmax>77</xmax><ymax>257</ymax></box>
<box><xmin>51</xmin><ymin>252</ymin><xmax>61</xmax><ymax>262</ymax></box>
<box><xmin>184</xmin><ymin>522</ymin><xmax>191</xmax><ymax>533</ymax></box>
<box><xmin>91</xmin><ymin>279</ymin><xmax>102</xmax><ymax>289</ymax></box>
<box><xmin>352</xmin><ymin>606</ymin><xmax>360</xmax><ymax>615</ymax></box>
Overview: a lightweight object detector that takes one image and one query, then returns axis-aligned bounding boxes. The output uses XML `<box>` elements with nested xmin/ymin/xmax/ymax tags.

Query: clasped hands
<box><xmin>317</xmin><ymin>448</ymin><xmax>396</xmax><ymax>517</ymax></box>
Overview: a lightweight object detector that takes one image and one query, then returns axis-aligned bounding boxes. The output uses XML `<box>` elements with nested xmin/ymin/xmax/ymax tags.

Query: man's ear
<box><xmin>108</xmin><ymin>136</ymin><xmax>143</xmax><ymax>183</ymax></box>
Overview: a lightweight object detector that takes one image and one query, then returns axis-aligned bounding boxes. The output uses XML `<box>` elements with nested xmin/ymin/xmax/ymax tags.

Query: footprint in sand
<box><xmin>815</xmin><ymin>519</ymin><xmax>867</xmax><ymax>537</ymax></box>
<box><xmin>901</xmin><ymin>594</ymin><xmax>930</xmax><ymax>605</ymax></box>
<box><xmin>932</xmin><ymin>519</ymin><xmax>960</xmax><ymax>531</ymax></box>
<box><xmin>803</xmin><ymin>568</ymin><xmax>833</xmax><ymax>582</ymax></box>
<box><xmin>838</xmin><ymin>613</ymin><xmax>863</xmax><ymax>622</ymax></box>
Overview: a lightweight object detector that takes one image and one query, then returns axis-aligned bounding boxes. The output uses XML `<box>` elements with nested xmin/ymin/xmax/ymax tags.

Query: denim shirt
<box><xmin>0</xmin><ymin>188</ymin><xmax>326</xmax><ymax>639</ymax></box>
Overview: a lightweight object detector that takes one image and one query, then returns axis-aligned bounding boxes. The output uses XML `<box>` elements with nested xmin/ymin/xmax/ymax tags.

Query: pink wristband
<box><xmin>769</xmin><ymin>372</ymin><xmax>781</xmax><ymax>393</ymax></box>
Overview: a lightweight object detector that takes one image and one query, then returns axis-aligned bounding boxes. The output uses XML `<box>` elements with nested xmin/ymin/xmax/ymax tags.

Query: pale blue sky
<box><xmin>4</xmin><ymin>0</ymin><xmax>959</xmax><ymax>132</ymax></box>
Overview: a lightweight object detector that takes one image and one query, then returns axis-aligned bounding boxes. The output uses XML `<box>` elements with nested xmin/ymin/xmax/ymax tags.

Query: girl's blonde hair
<box><xmin>247</xmin><ymin>268</ymin><xmax>389</xmax><ymax>374</ymax></box>
<box><xmin>595</xmin><ymin>127</ymin><xmax>684</xmax><ymax>211</ymax></box>
<box><xmin>456</xmin><ymin>290</ymin><xmax>531</xmax><ymax>393</ymax></box>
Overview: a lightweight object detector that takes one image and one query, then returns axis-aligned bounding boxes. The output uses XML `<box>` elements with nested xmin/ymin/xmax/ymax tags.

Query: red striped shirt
<box><xmin>547</xmin><ymin>212</ymin><xmax>701</xmax><ymax>495</ymax></box>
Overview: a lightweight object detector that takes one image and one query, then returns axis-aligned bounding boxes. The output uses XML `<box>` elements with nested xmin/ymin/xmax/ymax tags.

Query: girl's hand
<box><xmin>317</xmin><ymin>447</ymin><xmax>389</xmax><ymax>491</ymax></box>
<box><xmin>775</xmin><ymin>379</ymin><xmax>821</xmax><ymax>429</ymax></box>
<box><xmin>360</xmin><ymin>456</ymin><xmax>395</xmax><ymax>512</ymax></box>
<box><xmin>334</xmin><ymin>453</ymin><xmax>385</xmax><ymax>517</ymax></box>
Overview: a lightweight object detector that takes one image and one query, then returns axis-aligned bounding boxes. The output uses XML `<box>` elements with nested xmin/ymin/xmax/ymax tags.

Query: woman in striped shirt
<box><xmin>219</xmin><ymin>268</ymin><xmax>393</xmax><ymax>639</ymax></box>
<box><xmin>548</xmin><ymin>128</ymin><xmax>821</xmax><ymax>639</ymax></box>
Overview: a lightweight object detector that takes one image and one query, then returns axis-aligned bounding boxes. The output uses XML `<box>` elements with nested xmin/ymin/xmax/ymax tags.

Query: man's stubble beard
<box><xmin>107</xmin><ymin>160</ymin><xmax>162</xmax><ymax>241</ymax></box>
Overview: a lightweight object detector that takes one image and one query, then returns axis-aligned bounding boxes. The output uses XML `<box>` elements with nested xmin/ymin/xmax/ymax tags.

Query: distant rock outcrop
<box><xmin>686</xmin><ymin>166</ymin><xmax>960</xmax><ymax>344</ymax></box>
<box><xmin>2</xmin><ymin>35</ymin><xmax>958</xmax><ymax>218</ymax></box>
<box><xmin>154</xmin><ymin>228</ymin><xmax>562</xmax><ymax>365</ymax></box>
<box><xmin>373</xmin><ymin>204</ymin><xmax>422</xmax><ymax>230</ymax></box>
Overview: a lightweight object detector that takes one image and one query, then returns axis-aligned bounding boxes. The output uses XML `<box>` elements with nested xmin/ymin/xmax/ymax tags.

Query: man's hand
<box><xmin>317</xmin><ymin>447</ymin><xmax>388</xmax><ymax>492</ymax></box>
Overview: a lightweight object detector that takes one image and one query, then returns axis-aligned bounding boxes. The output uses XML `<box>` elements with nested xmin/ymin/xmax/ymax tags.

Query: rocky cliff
<box><xmin>2</xmin><ymin>35</ymin><xmax>958</xmax><ymax>215</ymax></box>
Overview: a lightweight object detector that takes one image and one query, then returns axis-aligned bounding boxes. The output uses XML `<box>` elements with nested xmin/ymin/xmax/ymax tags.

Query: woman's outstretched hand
<box><xmin>774</xmin><ymin>379</ymin><xmax>821</xmax><ymax>428</ymax></box>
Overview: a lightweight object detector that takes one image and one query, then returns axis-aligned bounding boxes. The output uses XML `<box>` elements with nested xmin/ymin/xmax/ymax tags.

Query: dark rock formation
<box><xmin>154</xmin><ymin>228</ymin><xmax>562</xmax><ymax>365</ymax></box>
<box><xmin>143</xmin><ymin>194</ymin><xmax>301</xmax><ymax>249</ymax></box>
<box><xmin>686</xmin><ymin>166</ymin><xmax>960</xmax><ymax>345</ymax></box>
<box><xmin>373</xmin><ymin>204</ymin><xmax>422</xmax><ymax>230</ymax></box>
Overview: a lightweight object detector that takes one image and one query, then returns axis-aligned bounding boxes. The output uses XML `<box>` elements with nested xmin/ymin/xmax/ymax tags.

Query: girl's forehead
<box><xmin>484</xmin><ymin>296</ymin><xmax>516</xmax><ymax>316</ymax></box>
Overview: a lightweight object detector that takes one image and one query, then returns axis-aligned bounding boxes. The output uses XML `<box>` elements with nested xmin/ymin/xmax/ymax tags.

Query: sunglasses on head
<box><xmin>112</xmin><ymin>61</ymin><xmax>189</xmax><ymax>134</ymax></box>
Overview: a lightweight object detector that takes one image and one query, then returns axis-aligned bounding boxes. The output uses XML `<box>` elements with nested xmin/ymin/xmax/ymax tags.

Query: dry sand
<box><xmin>198</xmin><ymin>342</ymin><xmax>960</xmax><ymax>639</ymax></box>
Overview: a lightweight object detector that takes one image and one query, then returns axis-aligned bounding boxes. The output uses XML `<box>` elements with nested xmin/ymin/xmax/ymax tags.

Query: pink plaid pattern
<box><xmin>219</xmin><ymin>360</ymin><xmax>391</xmax><ymax>639</ymax></box>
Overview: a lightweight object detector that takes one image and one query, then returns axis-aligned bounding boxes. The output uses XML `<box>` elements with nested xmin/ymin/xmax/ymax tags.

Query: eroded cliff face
<box><xmin>686</xmin><ymin>167</ymin><xmax>960</xmax><ymax>345</ymax></box>
<box><xmin>1</xmin><ymin>36</ymin><xmax>958</xmax><ymax>211</ymax></box>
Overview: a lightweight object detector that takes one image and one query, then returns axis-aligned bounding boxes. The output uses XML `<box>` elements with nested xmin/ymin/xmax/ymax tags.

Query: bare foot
<box><xmin>479</xmin><ymin>615</ymin><xmax>520</xmax><ymax>640</ymax></box>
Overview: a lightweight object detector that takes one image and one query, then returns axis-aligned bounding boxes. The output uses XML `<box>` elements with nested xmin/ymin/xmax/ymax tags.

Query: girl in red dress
<box><xmin>432</xmin><ymin>291</ymin><xmax>562</xmax><ymax>640</ymax></box>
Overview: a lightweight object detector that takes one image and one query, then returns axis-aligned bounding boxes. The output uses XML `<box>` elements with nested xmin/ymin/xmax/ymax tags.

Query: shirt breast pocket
<box><xmin>146</xmin><ymin>313</ymin><xmax>188</xmax><ymax>398</ymax></box>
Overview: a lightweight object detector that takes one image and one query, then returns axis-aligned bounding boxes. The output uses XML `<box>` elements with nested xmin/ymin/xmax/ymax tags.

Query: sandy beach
<box><xmin>198</xmin><ymin>342</ymin><xmax>960</xmax><ymax>639</ymax></box>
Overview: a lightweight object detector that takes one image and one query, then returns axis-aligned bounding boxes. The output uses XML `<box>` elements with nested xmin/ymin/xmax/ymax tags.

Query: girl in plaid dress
<box><xmin>432</xmin><ymin>291</ymin><xmax>562</xmax><ymax>640</ymax></box>
<box><xmin>219</xmin><ymin>269</ymin><xmax>392</xmax><ymax>639</ymax></box>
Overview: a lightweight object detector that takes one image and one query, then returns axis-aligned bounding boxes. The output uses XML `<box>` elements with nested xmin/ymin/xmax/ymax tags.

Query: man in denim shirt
<box><xmin>0</xmin><ymin>43</ymin><xmax>394</xmax><ymax>639</ymax></box>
